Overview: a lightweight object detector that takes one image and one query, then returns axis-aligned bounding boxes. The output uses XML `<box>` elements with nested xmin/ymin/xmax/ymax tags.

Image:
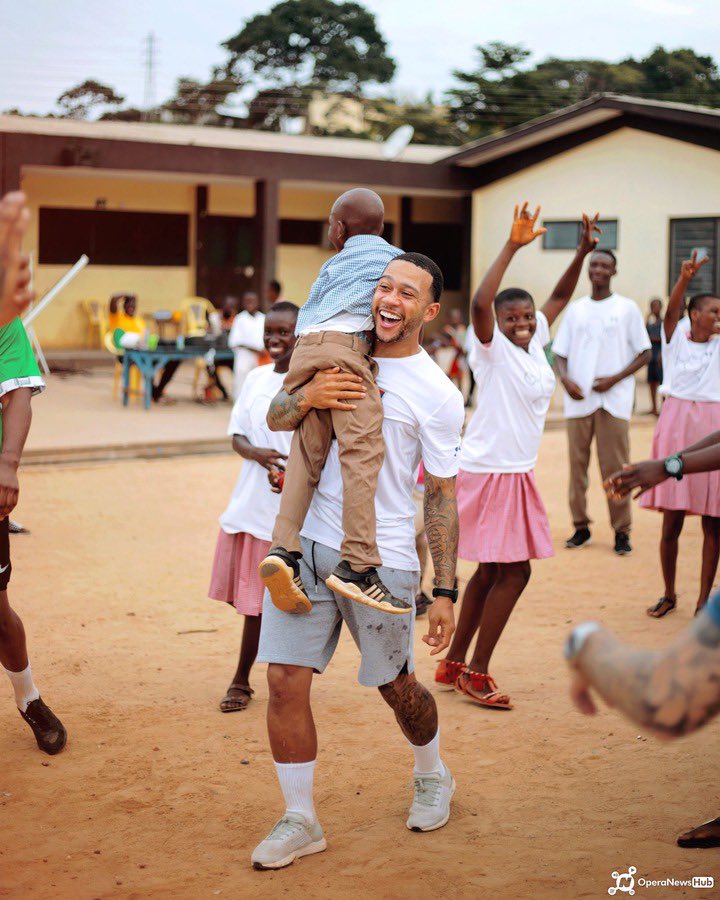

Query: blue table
<box><xmin>122</xmin><ymin>346</ymin><xmax>234</xmax><ymax>409</ymax></box>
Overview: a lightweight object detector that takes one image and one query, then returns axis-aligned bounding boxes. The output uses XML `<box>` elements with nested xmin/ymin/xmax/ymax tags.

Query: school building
<box><xmin>1</xmin><ymin>94</ymin><xmax>718</xmax><ymax>348</ymax></box>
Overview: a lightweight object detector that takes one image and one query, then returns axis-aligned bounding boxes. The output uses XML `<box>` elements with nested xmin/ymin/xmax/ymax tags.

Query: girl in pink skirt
<box><xmin>437</xmin><ymin>204</ymin><xmax>601</xmax><ymax>708</ymax></box>
<box><xmin>209</xmin><ymin>303</ymin><xmax>298</xmax><ymax>711</ymax></box>
<box><xmin>640</xmin><ymin>251</ymin><xmax>720</xmax><ymax>618</ymax></box>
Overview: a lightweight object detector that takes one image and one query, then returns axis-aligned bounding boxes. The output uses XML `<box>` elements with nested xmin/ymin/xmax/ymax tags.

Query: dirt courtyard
<box><xmin>2</xmin><ymin>423</ymin><xmax>719</xmax><ymax>898</ymax></box>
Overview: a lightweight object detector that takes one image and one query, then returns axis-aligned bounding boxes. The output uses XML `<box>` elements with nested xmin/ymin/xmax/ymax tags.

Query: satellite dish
<box><xmin>382</xmin><ymin>125</ymin><xmax>414</xmax><ymax>160</ymax></box>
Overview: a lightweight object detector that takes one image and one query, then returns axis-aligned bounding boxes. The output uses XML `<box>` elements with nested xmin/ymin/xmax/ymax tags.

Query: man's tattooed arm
<box><xmin>266</xmin><ymin>388</ymin><xmax>311</xmax><ymax>432</ymax></box>
<box><xmin>422</xmin><ymin>471</ymin><xmax>458</xmax><ymax>590</ymax></box>
<box><xmin>575</xmin><ymin>610</ymin><xmax>720</xmax><ymax>738</ymax></box>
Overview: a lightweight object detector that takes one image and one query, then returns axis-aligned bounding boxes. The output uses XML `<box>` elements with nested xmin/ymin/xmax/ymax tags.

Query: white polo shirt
<box><xmin>302</xmin><ymin>348</ymin><xmax>465</xmax><ymax>571</ymax></box>
<box><xmin>552</xmin><ymin>293</ymin><xmax>651</xmax><ymax>420</ymax></box>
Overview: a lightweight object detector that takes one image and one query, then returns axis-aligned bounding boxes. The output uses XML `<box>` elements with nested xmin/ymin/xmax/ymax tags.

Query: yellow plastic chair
<box><xmin>180</xmin><ymin>297</ymin><xmax>215</xmax><ymax>337</ymax></box>
<box><xmin>82</xmin><ymin>299</ymin><xmax>107</xmax><ymax>348</ymax></box>
<box><xmin>104</xmin><ymin>331</ymin><xmax>141</xmax><ymax>402</ymax></box>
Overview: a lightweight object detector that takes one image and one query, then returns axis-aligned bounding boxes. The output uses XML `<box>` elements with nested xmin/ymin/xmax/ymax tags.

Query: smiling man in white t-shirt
<box><xmin>250</xmin><ymin>252</ymin><xmax>464</xmax><ymax>871</ymax></box>
<box><xmin>553</xmin><ymin>249</ymin><xmax>651</xmax><ymax>554</ymax></box>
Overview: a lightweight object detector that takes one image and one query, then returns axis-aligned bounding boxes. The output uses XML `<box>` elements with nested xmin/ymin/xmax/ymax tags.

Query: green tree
<box><xmin>364</xmin><ymin>95</ymin><xmax>463</xmax><ymax>146</ymax></box>
<box><xmin>57</xmin><ymin>79</ymin><xmax>124</xmax><ymax>119</ymax></box>
<box><xmin>221</xmin><ymin>0</ymin><xmax>395</xmax><ymax>130</ymax></box>
<box><xmin>163</xmin><ymin>74</ymin><xmax>239</xmax><ymax>125</ymax></box>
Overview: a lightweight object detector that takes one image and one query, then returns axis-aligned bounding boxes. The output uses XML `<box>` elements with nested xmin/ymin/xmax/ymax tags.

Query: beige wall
<box><xmin>471</xmin><ymin>128</ymin><xmax>720</xmax><ymax>324</ymax></box>
<box><xmin>22</xmin><ymin>169</ymin><xmax>463</xmax><ymax>347</ymax></box>
<box><xmin>22</xmin><ymin>172</ymin><xmax>195</xmax><ymax>348</ymax></box>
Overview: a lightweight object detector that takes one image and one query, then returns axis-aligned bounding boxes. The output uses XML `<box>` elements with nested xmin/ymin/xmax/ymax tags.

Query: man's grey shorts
<box><xmin>257</xmin><ymin>537</ymin><xmax>419</xmax><ymax>687</ymax></box>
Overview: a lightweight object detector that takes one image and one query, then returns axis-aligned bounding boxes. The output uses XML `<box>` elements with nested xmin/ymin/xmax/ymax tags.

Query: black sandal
<box><xmin>219</xmin><ymin>684</ymin><xmax>254</xmax><ymax>713</ymax></box>
<box><xmin>647</xmin><ymin>596</ymin><xmax>677</xmax><ymax>618</ymax></box>
<box><xmin>19</xmin><ymin>697</ymin><xmax>67</xmax><ymax>755</ymax></box>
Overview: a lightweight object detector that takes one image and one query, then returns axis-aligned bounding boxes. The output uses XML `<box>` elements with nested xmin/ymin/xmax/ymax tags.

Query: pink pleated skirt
<box><xmin>208</xmin><ymin>529</ymin><xmax>270</xmax><ymax>616</ymax></box>
<box><xmin>639</xmin><ymin>396</ymin><xmax>720</xmax><ymax>517</ymax></box>
<box><xmin>457</xmin><ymin>469</ymin><xmax>554</xmax><ymax>563</ymax></box>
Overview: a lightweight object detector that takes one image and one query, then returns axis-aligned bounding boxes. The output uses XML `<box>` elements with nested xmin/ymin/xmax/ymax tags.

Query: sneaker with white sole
<box><xmin>251</xmin><ymin>812</ymin><xmax>327</xmax><ymax>870</ymax></box>
<box><xmin>325</xmin><ymin>560</ymin><xmax>412</xmax><ymax>614</ymax></box>
<box><xmin>406</xmin><ymin>765</ymin><xmax>456</xmax><ymax>832</ymax></box>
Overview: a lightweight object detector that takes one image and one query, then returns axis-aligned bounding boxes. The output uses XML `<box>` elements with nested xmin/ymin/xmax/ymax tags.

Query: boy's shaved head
<box><xmin>331</xmin><ymin>188</ymin><xmax>385</xmax><ymax>237</ymax></box>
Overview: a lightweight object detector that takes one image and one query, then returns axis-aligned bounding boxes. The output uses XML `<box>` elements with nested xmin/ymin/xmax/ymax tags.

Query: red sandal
<box><xmin>455</xmin><ymin>670</ymin><xmax>513</xmax><ymax>710</ymax></box>
<box><xmin>435</xmin><ymin>659</ymin><xmax>466</xmax><ymax>688</ymax></box>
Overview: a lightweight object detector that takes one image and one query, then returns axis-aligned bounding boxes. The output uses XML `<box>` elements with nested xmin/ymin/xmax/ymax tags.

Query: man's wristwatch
<box><xmin>432</xmin><ymin>587</ymin><xmax>458</xmax><ymax>604</ymax></box>
<box><xmin>564</xmin><ymin>621</ymin><xmax>602</xmax><ymax>664</ymax></box>
<box><xmin>664</xmin><ymin>453</ymin><xmax>684</xmax><ymax>481</ymax></box>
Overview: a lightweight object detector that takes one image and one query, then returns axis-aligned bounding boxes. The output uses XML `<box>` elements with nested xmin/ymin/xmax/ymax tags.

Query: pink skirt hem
<box><xmin>457</xmin><ymin>469</ymin><xmax>554</xmax><ymax>563</ymax></box>
<box><xmin>208</xmin><ymin>529</ymin><xmax>270</xmax><ymax>616</ymax></box>
<box><xmin>639</xmin><ymin>397</ymin><xmax>720</xmax><ymax>517</ymax></box>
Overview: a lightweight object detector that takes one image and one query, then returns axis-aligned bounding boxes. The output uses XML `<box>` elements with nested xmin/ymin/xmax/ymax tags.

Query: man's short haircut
<box><xmin>688</xmin><ymin>292</ymin><xmax>720</xmax><ymax>314</ymax></box>
<box><xmin>266</xmin><ymin>301</ymin><xmax>298</xmax><ymax>318</ymax></box>
<box><xmin>494</xmin><ymin>287</ymin><xmax>535</xmax><ymax>311</ymax></box>
<box><xmin>592</xmin><ymin>248</ymin><xmax>617</xmax><ymax>266</ymax></box>
<box><xmin>269</xmin><ymin>279</ymin><xmax>282</xmax><ymax>293</ymax></box>
<box><xmin>391</xmin><ymin>252</ymin><xmax>444</xmax><ymax>303</ymax></box>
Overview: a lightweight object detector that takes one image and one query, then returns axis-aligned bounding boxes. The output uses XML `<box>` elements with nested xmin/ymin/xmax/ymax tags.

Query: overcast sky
<box><xmin>2</xmin><ymin>0</ymin><xmax>719</xmax><ymax>115</ymax></box>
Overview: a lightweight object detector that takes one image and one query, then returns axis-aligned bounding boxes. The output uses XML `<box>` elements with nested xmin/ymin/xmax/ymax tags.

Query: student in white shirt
<box><xmin>437</xmin><ymin>204</ymin><xmax>601</xmax><ymax>710</ymax></box>
<box><xmin>553</xmin><ymin>248</ymin><xmax>651</xmax><ymax>555</ymax></box>
<box><xmin>208</xmin><ymin>303</ymin><xmax>297</xmax><ymax>712</ymax></box>
<box><xmin>636</xmin><ymin>251</ymin><xmax>720</xmax><ymax>618</ymax></box>
<box><xmin>228</xmin><ymin>291</ymin><xmax>266</xmax><ymax>399</ymax></box>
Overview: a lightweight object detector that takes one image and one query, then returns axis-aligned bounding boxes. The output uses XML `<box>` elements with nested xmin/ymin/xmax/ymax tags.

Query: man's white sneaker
<box><xmin>251</xmin><ymin>812</ymin><xmax>327</xmax><ymax>870</ymax></box>
<box><xmin>406</xmin><ymin>765</ymin><xmax>456</xmax><ymax>832</ymax></box>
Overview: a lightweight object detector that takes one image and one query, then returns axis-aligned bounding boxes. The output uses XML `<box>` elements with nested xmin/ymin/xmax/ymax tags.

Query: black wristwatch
<box><xmin>664</xmin><ymin>453</ymin><xmax>684</xmax><ymax>481</ymax></box>
<box><xmin>432</xmin><ymin>587</ymin><xmax>458</xmax><ymax>604</ymax></box>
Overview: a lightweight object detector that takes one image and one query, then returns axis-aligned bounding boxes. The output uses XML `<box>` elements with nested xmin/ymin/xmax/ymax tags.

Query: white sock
<box><xmin>274</xmin><ymin>760</ymin><xmax>316</xmax><ymax>823</ymax></box>
<box><xmin>408</xmin><ymin>730</ymin><xmax>445</xmax><ymax>777</ymax></box>
<box><xmin>4</xmin><ymin>663</ymin><xmax>40</xmax><ymax>712</ymax></box>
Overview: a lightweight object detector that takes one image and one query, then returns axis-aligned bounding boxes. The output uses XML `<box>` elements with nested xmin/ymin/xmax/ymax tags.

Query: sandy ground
<box><xmin>2</xmin><ymin>423</ymin><xmax>720</xmax><ymax>899</ymax></box>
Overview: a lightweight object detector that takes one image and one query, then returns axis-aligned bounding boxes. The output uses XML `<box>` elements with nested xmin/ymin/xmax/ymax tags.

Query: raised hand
<box><xmin>680</xmin><ymin>249</ymin><xmax>710</xmax><ymax>282</ymax></box>
<box><xmin>0</xmin><ymin>192</ymin><xmax>34</xmax><ymax>328</ymax></box>
<box><xmin>578</xmin><ymin>212</ymin><xmax>602</xmax><ymax>255</ymax></box>
<box><xmin>509</xmin><ymin>202</ymin><xmax>547</xmax><ymax>248</ymax></box>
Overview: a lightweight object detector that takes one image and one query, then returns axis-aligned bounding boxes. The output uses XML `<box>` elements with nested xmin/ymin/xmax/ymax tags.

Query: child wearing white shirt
<box><xmin>208</xmin><ymin>303</ymin><xmax>297</xmax><ymax>712</ymax></box>
<box><xmin>638</xmin><ymin>252</ymin><xmax>720</xmax><ymax>618</ymax></box>
<box><xmin>436</xmin><ymin>204</ymin><xmax>601</xmax><ymax>710</ymax></box>
<box><xmin>553</xmin><ymin>247</ymin><xmax>651</xmax><ymax>554</ymax></box>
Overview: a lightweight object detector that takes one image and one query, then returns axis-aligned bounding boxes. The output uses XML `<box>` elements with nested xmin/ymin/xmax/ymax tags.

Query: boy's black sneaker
<box><xmin>614</xmin><ymin>532</ymin><xmax>633</xmax><ymax>556</ymax></box>
<box><xmin>325</xmin><ymin>561</ymin><xmax>412</xmax><ymax>614</ymax></box>
<box><xmin>258</xmin><ymin>547</ymin><xmax>311</xmax><ymax>615</ymax></box>
<box><xmin>20</xmin><ymin>698</ymin><xmax>67</xmax><ymax>755</ymax></box>
<box><xmin>565</xmin><ymin>527</ymin><xmax>592</xmax><ymax>550</ymax></box>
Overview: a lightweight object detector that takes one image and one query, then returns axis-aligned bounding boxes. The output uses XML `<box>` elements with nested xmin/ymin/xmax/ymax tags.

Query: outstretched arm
<box><xmin>0</xmin><ymin>192</ymin><xmax>34</xmax><ymax>328</ymax></box>
<box><xmin>266</xmin><ymin>367</ymin><xmax>366</xmax><ymax>432</ymax></box>
<box><xmin>605</xmin><ymin>430</ymin><xmax>720</xmax><ymax>499</ymax></box>
<box><xmin>541</xmin><ymin>213</ymin><xmax>601</xmax><ymax>327</ymax></box>
<box><xmin>569</xmin><ymin>602</ymin><xmax>720</xmax><ymax>739</ymax></box>
<box><xmin>422</xmin><ymin>471</ymin><xmax>458</xmax><ymax>656</ymax></box>
<box><xmin>664</xmin><ymin>250</ymin><xmax>709</xmax><ymax>342</ymax></box>
<box><xmin>470</xmin><ymin>203</ymin><xmax>546</xmax><ymax>344</ymax></box>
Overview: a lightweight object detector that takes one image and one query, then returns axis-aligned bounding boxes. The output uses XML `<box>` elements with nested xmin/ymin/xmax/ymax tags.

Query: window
<box><xmin>39</xmin><ymin>208</ymin><xmax>189</xmax><ymax>266</ymax></box>
<box><xmin>402</xmin><ymin>222</ymin><xmax>463</xmax><ymax>290</ymax></box>
<box><xmin>669</xmin><ymin>218</ymin><xmax>719</xmax><ymax>295</ymax></box>
<box><xmin>542</xmin><ymin>219</ymin><xmax>618</xmax><ymax>251</ymax></box>
<box><xmin>279</xmin><ymin>220</ymin><xmax>395</xmax><ymax>246</ymax></box>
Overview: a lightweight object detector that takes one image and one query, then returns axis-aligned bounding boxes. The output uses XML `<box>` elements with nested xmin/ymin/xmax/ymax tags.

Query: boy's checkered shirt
<box><xmin>295</xmin><ymin>234</ymin><xmax>403</xmax><ymax>333</ymax></box>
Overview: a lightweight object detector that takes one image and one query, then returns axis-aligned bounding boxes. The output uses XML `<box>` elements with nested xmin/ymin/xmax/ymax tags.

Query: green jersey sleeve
<box><xmin>0</xmin><ymin>318</ymin><xmax>45</xmax><ymax>400</ymax></box>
